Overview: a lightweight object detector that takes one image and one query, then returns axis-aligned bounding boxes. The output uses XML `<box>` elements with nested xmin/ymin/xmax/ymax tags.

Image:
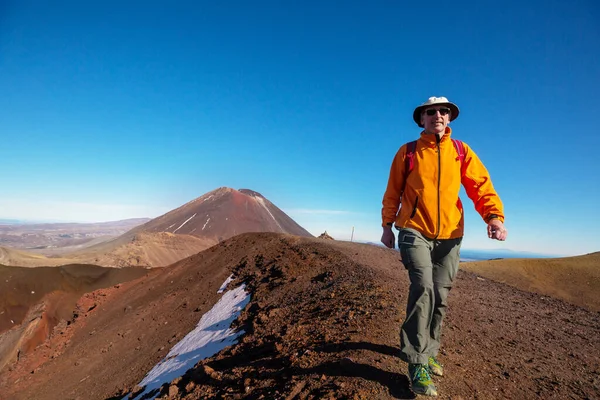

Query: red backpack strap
<box><xmin>402</xmin><ymin>140</ymin><xmax>418</xmax><ymax>195</ymax></box>
<box><xmin>451</xmin><ymin>139</ymin><xmax>466</xmax><ymax>176</ymax></box>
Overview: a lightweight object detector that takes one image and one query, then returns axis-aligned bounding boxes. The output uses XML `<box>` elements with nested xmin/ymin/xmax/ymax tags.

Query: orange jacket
<box><xmin>382</xmin><ymin>128</ymin><xmax>504</xmax><ymax>240</ymax></box>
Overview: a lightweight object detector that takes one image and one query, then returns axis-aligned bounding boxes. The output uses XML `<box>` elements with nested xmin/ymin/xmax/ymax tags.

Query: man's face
<box><xmin>421</xmin><ymin>106</ymin><xmax>451</xmax><ymax>135</ymax></box>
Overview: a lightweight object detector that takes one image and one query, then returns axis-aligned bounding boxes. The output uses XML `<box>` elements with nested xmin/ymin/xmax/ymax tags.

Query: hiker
<box><xmin>380</xmin><ymin>96</ymin><xmax>507</xmax><ymax>396</ymax></box>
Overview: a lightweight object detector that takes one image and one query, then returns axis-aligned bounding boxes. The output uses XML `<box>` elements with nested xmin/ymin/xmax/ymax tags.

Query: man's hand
<box><xmin>381</xmin><ymin>226</ymin><xmax>396</xmax><ymax>248</ymax></box>
<box><xmin>487</xmin><ymin>219</ymin><xmax>508</xmax><ymax>241</ymax></box>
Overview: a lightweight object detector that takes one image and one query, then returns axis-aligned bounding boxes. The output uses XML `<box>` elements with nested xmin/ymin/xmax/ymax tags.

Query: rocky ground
<box><xmin>1</xmin><ymin>233</ymin><xmax>599</xmax><ymax>399</ymax></box>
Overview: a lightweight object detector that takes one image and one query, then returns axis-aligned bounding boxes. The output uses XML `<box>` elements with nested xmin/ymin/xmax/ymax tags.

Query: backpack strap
<box><xmin>451</xmin><ymin>139</ymin><xmax>466</xmax><ymax>176</ymax></box>
<box><xmin>401</xmin><ymin>140</ymin><xmax>418</xmax><ymax>196</ymax></box>
<box><xmin>404</xmin><ymin>140</ymin><xmax>418</xmax><ymax>175</ymax></box>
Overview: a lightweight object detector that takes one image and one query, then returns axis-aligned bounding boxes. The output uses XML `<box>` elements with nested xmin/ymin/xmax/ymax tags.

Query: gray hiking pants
<box><xmin>398</xmin><ymin>228</ymin><xmax>462</xmax><ymax>365</ymax></box>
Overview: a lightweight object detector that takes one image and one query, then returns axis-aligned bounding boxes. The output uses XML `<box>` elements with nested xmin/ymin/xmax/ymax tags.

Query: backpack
<box><xmin>402</xmin><ymin>139</ymin><xmax>466</xmax><ymax>195</ymax></box>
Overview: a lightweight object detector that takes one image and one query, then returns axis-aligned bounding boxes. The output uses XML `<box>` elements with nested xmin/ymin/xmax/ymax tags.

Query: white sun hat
<box><xmin>413</xmin><ymin>96</ymin><xmax>460</xmax><ymax>127</ymax></box>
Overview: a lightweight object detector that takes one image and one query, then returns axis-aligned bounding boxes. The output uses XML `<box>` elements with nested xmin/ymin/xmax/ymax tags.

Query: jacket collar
<box><xmin>419</xmin><ymin>127</ymin><xmax>452</xmax><ymax>145</ymax></box>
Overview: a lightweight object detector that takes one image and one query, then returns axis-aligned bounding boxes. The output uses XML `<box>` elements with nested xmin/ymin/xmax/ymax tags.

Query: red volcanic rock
<box><xmin>318</xmin><ymin>231</ymin><xmax>335</xmax><ymax>240</ymax></box>
<box><xmin>1</xmin><ymin>234</ymin><xmax>599</xmax><ymax>400</ymax></box>
<box><xmin>134</xmin><ymin>187</ymin><xmax>312</xmax><ymax>242</ymax></box>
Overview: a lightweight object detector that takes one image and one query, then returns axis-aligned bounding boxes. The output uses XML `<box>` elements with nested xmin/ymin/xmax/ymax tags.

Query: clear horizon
<box><xmin>0</xmin><ymin>193</ymin><xmax>580</xmax><ymax>258</ymax></box>
<box><xmin>1</xmin><ymin>2</ymin><xmax>599</xmax><ymax>257</ymax></box>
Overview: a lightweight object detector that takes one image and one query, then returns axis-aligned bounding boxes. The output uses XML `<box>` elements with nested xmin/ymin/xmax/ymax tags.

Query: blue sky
<box><xmin>1</xmin><ymin>1</ymin><xmax>599</xmax><ymax>256</ymax></box>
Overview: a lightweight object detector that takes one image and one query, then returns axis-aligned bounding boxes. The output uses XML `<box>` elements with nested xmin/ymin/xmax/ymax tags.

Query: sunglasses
<box><xmin>424</xmin><ymin>108</ymin><xmax>451</xmax><ymax>116</ymax></box>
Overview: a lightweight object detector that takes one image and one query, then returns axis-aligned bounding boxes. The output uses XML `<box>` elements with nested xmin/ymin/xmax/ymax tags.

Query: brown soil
<box><xmin>0</xmin><ymin>232</ymin><xmax>217</xmax><ymax>269</ymax></box>
<box><xmin>0</xmin><ymin>246</ymin><xmax>74</xmax><ymax>267</ymax></box>
<box><xmin>461</xmin><ymin>252</ymin><xmax>600</xmax><ymax>312</ymax></box>
<box><xmin>74</xmin><ymin>231</ymin><xmax>219</xmax><ymax>268</ymax></box>
<box><xmin>1</xmin><ymin>233</ymin><xmax>598</xmax><ymax>400</ymax></box>
<box><xmin>0</xmin><ymin>264</ymin><xmax>149</xmax><ymax>333</ymax></box>
<box><xmin>0</xmin><ymin>265</ymin><xmax>149</xmax><ymax>372</ymax></box>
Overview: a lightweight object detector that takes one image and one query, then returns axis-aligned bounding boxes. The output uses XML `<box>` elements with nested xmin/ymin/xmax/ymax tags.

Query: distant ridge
<box><xmin>0</xmin><ymin>187</ymin><xmax>313</xmax><ymax>269</ymax></box>
<box><xmin>0</xmin><ymin>219</ymin><xmax>25</xmax><ymax>225</ymax></box>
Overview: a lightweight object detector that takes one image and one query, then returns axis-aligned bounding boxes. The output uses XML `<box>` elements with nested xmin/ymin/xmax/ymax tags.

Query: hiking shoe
<box><xmin>408</xmin><ymin>363</ymin><xmax>438</xmax><ymax>396</ymax></box>
<box><xmin>428</xmin><ymin>356</ymin><xmax>443</xmax><ymax>376</ymax></box>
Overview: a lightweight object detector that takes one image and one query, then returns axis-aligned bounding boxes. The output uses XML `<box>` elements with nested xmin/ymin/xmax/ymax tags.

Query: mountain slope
<box><xmin>0</xmin><ymin>187</ymin><xmax>312</xmax><ymax>269</ymax></box>
<box><xmin>135</xmin><ymin>187</ymin><xmax>312</xmax><ymax>240</ymax></box>
<box><xmin>2</xmin><ymin>234</ymin><xmax>598</xmax><ymax>400</ymax></box>
<box><xmin>461</xmin><ymin>251</ymin><xmax>600</xmax><ymax>311</ymax></box>
<box><xmin>0</xmin><ymin>246</ymin><xmax>75</xmax><ymax>267</ymax></box>
<box><xmin>0</xmin><ymin>264</ymin><xmax>149</xmax><ymax>372</ymax></box>
<box><xmin>72</xmin><ymin>232</ymin><xmax>218</xmax><ymax>268</ymax></box>
<box><xmin>74</xmin><ymin>187</ymin><xmax>312</xmax><ymax>268</ymax></box>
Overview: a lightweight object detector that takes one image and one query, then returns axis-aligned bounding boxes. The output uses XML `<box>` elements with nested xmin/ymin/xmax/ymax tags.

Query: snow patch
<box><xmin>202</xmin><ymin>217</ymin><xmax>211</xmax><ymax>231</ymax></box>
<box><xmin>218</xmin><ymin>274</ymin><xmax>235</xmax><ymax>293</ymax></box>
<box><xmin>172</xmin><ymin>213</ymin><xmax>197</xmax><ymax>234</ymax></box>
<box><xmin>128</xmin><ymin>281</ymin><xmax>250</xmax><ymax>400</ymax></box>
<box><xmin>255</xmin><ymin>197</ymin><xmax>283</xmax><ymax>231</ymax></box>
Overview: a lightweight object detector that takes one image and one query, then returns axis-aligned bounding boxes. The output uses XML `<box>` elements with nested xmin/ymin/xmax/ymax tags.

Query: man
<box><xmin>381</xmin><ymin>96</ymin><xmax>507</xmax><ymax>396</ymax></box>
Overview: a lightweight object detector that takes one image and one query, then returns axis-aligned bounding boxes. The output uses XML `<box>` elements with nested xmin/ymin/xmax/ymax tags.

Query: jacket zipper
<box><xmin>410</xmin><ymin>196</ymin><xmax>419</xmax><ymax>218</ymax></box>
<box><xmin>435</xmin><ymin>136</ymin><xmax>441</xmax><ymax>238</ymax></box>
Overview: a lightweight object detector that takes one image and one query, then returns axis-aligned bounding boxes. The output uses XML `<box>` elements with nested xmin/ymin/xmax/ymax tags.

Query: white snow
<box><xmin>255</xmin><ymin>197</ymin><xmax>283</xmax><ymax>231</ymax></box>
<box><xmin>202</xmin><ymin>195</ymin><xmax>214</xmax><ymax>202</ymax></box>
<box><xmin>217</xmin><ymin>274</ymin><xmax>235</xmax><ymax>293</ymax></box>
<box><xmin>167</xmin><ymin>223</ymin><xmax>176</xmax><ymax>230</ymax></box>
<box><xmin>201</xmin><ymin>217</ymin><xmax>211</xmax><ymax>231</ymax></box>
<box><xmin>127</xmin><ymin>277</ymin><xmax>250</xmax><ymax>400</ymax></box>
<box><xmin>172</xmin><ymin>213</ymin><xmax>197</xmax><ymax>234</ymax></box>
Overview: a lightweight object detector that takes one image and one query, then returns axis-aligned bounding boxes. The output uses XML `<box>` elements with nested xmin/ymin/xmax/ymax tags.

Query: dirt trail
<box><xmin>1</xmin><ymin>233</ymin><xmax>598</xmax><ymax>399</ymax></box>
